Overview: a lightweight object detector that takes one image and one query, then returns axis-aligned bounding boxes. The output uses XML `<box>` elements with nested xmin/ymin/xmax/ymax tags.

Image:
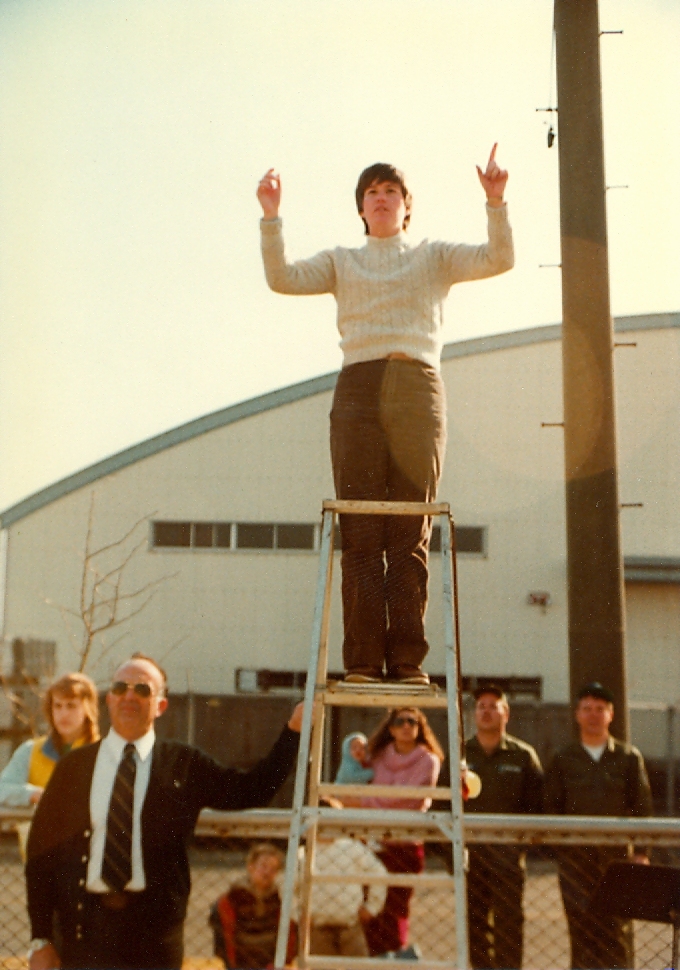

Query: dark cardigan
<box><xmin>26</xmin><ymin>729</ymin><xmax>299</xmax><ymax>942</ymax></box>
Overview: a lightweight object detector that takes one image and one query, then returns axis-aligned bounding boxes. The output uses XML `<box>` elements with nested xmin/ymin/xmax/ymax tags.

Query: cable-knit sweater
<box><xmin>260</xmin><ymin>205</ymin><xmax>514</xmax><ymax>370</ymax></box>
<box><xmin>361</xmin><ymin>742</ymin><xmax>441</xmax><ymax>812</ymax></box>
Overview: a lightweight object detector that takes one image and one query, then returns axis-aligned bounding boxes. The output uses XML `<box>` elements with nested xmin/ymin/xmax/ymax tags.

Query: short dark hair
<box><xmin>576</xmin><ymin>682</ymin><xmax>614</xmax><ymax>704</ymax></box>
<box><xmin>355</xmin><ymin>163</ymin><xmax>412</xmax><ymax>235</ymax></box>
<box><xmin>473</xmin><ymin>684</ymin><xmax>509</xmax><ymax>705</ymax></box>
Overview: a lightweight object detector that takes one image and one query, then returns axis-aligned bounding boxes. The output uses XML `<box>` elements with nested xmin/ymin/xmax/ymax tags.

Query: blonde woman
<box><xmin>0</xmin><ymin>672</ymin><xmax>100</xmax><ymax>806</ymax></box>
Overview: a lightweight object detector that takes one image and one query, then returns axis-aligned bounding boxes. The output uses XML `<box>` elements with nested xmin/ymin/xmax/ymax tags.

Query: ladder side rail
<box><xmin>275</xmin><ymin>508</ymin><xmax>336</xmax><ymax>969</ymax></box>
<box><xmin>297</xmin><ymin>815</ymin><xmax>316</xmax><ymax>969</ymax></box>
<box><xmin>300</xmin><ymin>505</ymin><xmax>338</xmax><ymax>970</ymax></box>
<box><xmin>298</xmin><ymin>694</ymin><xmax>330</xmax><ymax>968</ymax></box>
<box><xmin>315</xmin><ymin>509</ymin><xmax>335</xmax><ymax>689</ymax></box>
<box><xmin>440</xmin><ymin>511</ymin><xmax>470</xmax><ymax>970</ymax></box>
<box><xmin>450</xmin><ymin>514</ymin><xmax>465</xmax><ymax>746</ymax></box>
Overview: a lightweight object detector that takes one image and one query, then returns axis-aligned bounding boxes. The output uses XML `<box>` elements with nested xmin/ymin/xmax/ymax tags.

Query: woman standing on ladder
<box><xmin>257</xmin><ymin>149</ymin><xmax>513</xmax><ymax>685</ymax></box>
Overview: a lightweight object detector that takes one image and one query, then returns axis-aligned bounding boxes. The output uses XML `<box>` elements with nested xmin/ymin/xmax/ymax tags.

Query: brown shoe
<box><xmin>388</xmin><ymin>666</ymin><xmax>430</xmax><ymax>686</ymax></box>
<box><xmin>344</xmin><ymin>669</ymin><xmax>383</xmax><ymax>684</ymax></box>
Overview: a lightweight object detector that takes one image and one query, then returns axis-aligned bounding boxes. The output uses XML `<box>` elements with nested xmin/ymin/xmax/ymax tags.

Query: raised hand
<box><xmin>287</xmin><ymin>701</ymin><xmax>305</xmax><ymax>733</ymax></box>
<box><xmin>257</xmin><ymin>168</ymin><xmax>281</xmax><ymax>219</ymax></box>
<box><xmin>476</xmin><ymin>143</ymin><xmax>508</xmax><ymax>204</ymax></box>
<box><xmin>29</xmin><ymin>942</ymin><xmax>61</xmax><ymax>970</ymax></box>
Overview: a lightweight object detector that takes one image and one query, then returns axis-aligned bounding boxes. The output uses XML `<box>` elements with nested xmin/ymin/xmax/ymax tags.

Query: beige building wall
<box><xmin>1</xmin><ymin>314</ymin><xmax>678</xmax><ymax>716</ymax></box>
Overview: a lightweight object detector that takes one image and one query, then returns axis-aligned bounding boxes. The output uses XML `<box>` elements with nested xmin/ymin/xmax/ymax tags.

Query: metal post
<box><xmin>667</xmin><ymin>705</ymin><xmax>676</xmax><ymax>817</ymax></box>
<box><xmin>186</xmin><ymin>670</ymin><xmax>195</xmax><ymax>747</ymax></box>
<box><xmin>554</xmin><ymin>0</ymin><xmax>629</xmax><ymax>738</ymax></box>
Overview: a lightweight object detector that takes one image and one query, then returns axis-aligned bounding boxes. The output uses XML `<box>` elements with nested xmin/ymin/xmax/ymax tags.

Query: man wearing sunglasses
<box><xmin>25</xmin><ymin>653</ymin><xmax>304</xmax><ymax>970</ymax></box>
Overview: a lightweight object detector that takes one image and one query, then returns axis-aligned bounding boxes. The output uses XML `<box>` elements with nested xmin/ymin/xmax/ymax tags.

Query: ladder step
<box><xmin>328</xmin><ymin>680</ymin><xmax>444</xmax><ymax>694</ymax></box>
<box><xmin>323</xmin><ymin>499</ymin><xmax>450</xmax><ymax>516</ymax></box>
<box><xmin>319</xmin><ymin>783</ymin><xmax>451</xmax><ymax>800</ymax></box>
<box><xmin>306</xmin><ymin>957</ymin><xmax>459</xmax><ymax>969</ymax></box>
<box><xmin>311</xmin><ymin>872</ymin><xmax>455</xmax><ymax>888</ymax></box>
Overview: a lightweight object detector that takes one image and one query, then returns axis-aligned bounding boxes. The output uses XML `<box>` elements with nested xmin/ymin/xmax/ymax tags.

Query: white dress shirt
<box><xmin>87</xmin><ymin>727</ymin><xmax>155</xmax><ymax>892</ymax></box>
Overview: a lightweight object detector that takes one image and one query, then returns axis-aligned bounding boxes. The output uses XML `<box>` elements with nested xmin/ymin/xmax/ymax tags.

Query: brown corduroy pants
<box><xmin>329</xmin><ymin>358</ymin><xmax>447</xmax><ymax>675</ymax></box>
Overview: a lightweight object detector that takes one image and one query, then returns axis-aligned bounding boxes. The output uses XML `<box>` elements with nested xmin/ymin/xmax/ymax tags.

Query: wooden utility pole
<box><xmin>554</xmin><ymin>0</ymin><xmax>629</xmax><ymax>738</ymax></box>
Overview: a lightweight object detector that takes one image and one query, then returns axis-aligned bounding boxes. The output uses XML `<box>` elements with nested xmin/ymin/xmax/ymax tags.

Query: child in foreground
<box><xmin>210</xmin><ymin>842</ymin><xmax>296</xmax><ymax>969</ymax></box>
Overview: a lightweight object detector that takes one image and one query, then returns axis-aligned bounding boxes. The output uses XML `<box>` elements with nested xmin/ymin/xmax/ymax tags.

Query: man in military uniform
<box><xmin>464</xmin><ymin>685</ymin><xmax>544</xmax><ymax>969</ymax></box>
<box><xmin>544</xmin><ymin>682</ymin><xmax>653</xmax><ymax>969</ymax></box>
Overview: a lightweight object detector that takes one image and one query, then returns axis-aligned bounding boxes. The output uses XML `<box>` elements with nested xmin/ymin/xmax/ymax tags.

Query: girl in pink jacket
<box><xmin>361</xmin><ymin>708</ymin><xmax>444</xmax><ymax>957</ymax></box>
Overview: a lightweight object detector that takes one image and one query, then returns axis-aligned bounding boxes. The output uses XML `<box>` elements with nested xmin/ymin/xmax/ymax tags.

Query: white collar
<box><xmin>105</xmin><ymin>726</ymin><xmax>155</xmax><ymax>763</ymax></box>
<box><xmin>365</xmin><ymin>230</ymin><xmax>409</xmax><ymax>249</ymax></box>
<box><xmin>582</xmin><ymin>741</ymin><xmax>607</xmax><ymax>762</ymax></box>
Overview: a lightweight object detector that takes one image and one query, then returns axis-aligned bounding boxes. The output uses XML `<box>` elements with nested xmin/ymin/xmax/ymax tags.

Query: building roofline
<box><xmin>624</xmin><ymin>556</ymin><xmax>680</xmax><ymax>584</ymax></box>
<box><xmin>2</xmin><ymin>311</ymin><xmax>678</xmax><ymax>528</ymax></box>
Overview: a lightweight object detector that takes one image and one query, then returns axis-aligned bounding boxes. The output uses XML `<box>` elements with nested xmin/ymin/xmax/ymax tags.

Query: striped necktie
<box><xmin>101</xmin><ymin>742</ymin><xmax>136</xmax><ymax>891</ymax></box>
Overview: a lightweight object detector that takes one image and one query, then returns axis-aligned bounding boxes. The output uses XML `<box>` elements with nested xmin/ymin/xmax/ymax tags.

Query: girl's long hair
<box><xmin>43</xmin><ymin>672</ymin><xmax>100</xmax><ymax>749</ymax></box>
<box><xmin>367</xmin><ymin>708</ymin><xmax>445</xmax><ymax>762</ymax></box>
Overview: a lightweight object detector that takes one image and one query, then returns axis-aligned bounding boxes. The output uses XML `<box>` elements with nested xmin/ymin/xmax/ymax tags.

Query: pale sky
<box><xmin>1</xmin><ymin>0</ymin><xmax>677</xmax><ymax>512</ymax></box>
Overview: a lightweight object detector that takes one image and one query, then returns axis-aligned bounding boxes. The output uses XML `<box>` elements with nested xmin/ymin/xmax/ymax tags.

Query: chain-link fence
<box><xmin>2</xmin><ymin>808</ymin><xmax>679</xmax><ymax>969</ymax></box>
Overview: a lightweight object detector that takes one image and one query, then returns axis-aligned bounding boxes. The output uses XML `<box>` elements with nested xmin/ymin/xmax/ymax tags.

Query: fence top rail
<box><xmin>3</xmin><ymin>806</ymin><xmax>678</xmax><ymax>845</ymax></box>
<box><xmin>191</xmin><ymin>808</ymin><xmax>680</xmax><ymax>846</ymax></box>
<box><xmin>0</xmin><ymin>806</ymin><xmax>32</xmax><ymax>822</ymax></box>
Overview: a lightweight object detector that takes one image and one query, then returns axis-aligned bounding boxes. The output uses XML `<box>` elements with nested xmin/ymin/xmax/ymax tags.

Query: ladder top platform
<box><xmin>324</xmin><ymin>680</ymin><xmax>450</xmax><ymax>707</ymax></box>
<box><xmin>323</xmin><ymin>499</ymin><xmax>451</xmax><ymax>516</ymax></box>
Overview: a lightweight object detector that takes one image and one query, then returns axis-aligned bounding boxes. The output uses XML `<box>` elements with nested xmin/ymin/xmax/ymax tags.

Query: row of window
<box><xmin>152</xmin><ymin>521</ymin><xmax>486</xmax><ymax>554</ymax></box>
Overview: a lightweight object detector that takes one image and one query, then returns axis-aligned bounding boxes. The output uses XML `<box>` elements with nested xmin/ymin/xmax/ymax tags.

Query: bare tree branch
<box><xmin>92</xmin><ymin>536</ymin><xmax>148</xmax><ymax>589</ymax></box>
<box><xmin>82</xmin><ymin>505</ymin><xmax>160</xmax><ymax>561</ymax></box>
<box><xmin>90</xmin><ymin>572</ymin><xmax>178</xmax><ymax>612</ymax></box>
<box><xmin>44</xmin><ymin>491</ymin><xmax>180</xmax><ymax>675</ymax></box>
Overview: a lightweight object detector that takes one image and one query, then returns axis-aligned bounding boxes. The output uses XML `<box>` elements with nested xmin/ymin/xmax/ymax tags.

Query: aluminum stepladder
<box><xmin>275</xmin><ymin>499</ymin><xmax>470</xmax><ymax>970</ymax></box>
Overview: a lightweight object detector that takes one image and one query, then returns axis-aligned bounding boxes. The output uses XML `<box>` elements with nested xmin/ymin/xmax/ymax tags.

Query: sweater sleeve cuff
<box><xmin>260</xmin><ymin>217</ymin><xmax>282</xmax><ymax>233</ymax></box>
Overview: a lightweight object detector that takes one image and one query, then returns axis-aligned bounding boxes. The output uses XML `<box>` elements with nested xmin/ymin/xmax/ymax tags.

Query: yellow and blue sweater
<box><xmin>0</xmin><ymin>734</ymin><xmax>85</xmax><ymax>806</ymax></box>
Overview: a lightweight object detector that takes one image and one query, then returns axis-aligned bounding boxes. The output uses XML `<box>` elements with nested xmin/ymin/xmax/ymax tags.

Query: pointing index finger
<box><xmin>487</xmin><ymin>143</ymin><xmax>498</xmax><ymax>167</ymax></box>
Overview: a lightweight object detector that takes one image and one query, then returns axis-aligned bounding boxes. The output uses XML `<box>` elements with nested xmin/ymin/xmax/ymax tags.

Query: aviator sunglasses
<box><xmin>392</xmin><ymin>715</ymin><xmax>419</xmax><ymax>727</ymax></box>
<box><xmin>110</xmin><ymin>681</ymin><xmax>158</xmax><ymax>698</ymax></box>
